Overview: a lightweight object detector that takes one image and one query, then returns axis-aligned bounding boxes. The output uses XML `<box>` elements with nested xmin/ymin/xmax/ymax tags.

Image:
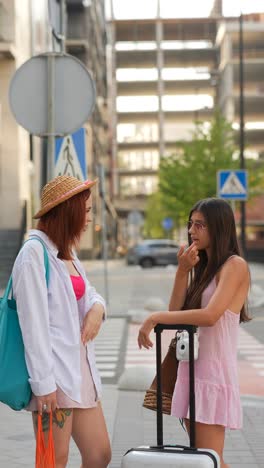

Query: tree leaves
<box><xmin>144</xmin><ymin>111</ymin><xmax>264</xmax><ymax>235</ymax></box>
<box><xmin>156</xmin><ymin>112</ymin><xmax>237</xmax><ymax>223</ymax></box>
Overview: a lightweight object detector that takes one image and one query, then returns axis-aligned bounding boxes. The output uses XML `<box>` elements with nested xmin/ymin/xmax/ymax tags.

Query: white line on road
<box><xmin>96</xmin><ymin>356</ymin><xmax>119</xmax><ymax>362</ymax></box>
<box><xmin>97</xmin><ymin>364</ymin><xmax>116</xmax><ymax>369</ymax></box>
<box><xmin>100</xmin><ymin>371</ymin><xmax>115</xmax><ymax>377</ymax></box>
<box><xmin>244</xmin><ymin>355</ymin><xmax>264</xmax><ymax>360</ymax></box>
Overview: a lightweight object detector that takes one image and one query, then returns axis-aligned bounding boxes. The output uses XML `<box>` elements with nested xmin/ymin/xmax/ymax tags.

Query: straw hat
<box><xmin>33</xmin><ymin>175</ymin><xmax>97</xmax><ymax>219</ymax></box>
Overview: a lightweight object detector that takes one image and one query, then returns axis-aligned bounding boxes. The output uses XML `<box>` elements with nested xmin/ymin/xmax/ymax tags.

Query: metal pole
<box><xmin>47</xmin><ymin>53</ymin><xmax>55</xmax><ymax>181</ymax></box>
<box><xmin>156</xmin><ymin>328</ymin><xmax>163</xmax><ymax>445</ymax></box>
<box><xmin>189</xmin><ymin>327</ymin><xmax>196</xmax><ymax>448</ymax></box>
<box><xmin>47</xmin><ymin>0</ymin><xmax>66</xmax><ymax>181</ymax></box>
<box><xmin>60</xmin><ymin>0</ymin><xmax>66</xmax><ymax>53</ymax></box>
<box><xmin>98</xmin><ymin>164</ymin><xmax>110</xmax><ymax>305</ymax></box>
<box><xmin>239</xmin><ymin>12</ymin><xmax>246</xmax><ymax>256</ymax></box>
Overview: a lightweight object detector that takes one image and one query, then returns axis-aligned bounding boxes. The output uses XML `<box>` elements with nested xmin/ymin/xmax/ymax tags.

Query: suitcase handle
<box><xmin>154</xmin><ymin>324</ymin><xmax>196</xmax><ymax>448</ymax></box>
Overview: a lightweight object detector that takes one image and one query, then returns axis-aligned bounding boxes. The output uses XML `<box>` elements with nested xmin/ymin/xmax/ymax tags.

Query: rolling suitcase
<box><xmin>121</xmin><ymin>324</ymin><xmax>220</xmax><ymax>467</ymax></box>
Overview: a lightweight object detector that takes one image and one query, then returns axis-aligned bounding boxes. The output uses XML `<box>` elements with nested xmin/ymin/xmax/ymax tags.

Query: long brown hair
<box><xmin>37</xmin><ymin>189</ymin><xmax>91</xmax><ymax>260</ymax></box>
<box><xmin>183</xmin><ymin>198</ymin><xmax>250</xmax><ymax>323</ymax></box>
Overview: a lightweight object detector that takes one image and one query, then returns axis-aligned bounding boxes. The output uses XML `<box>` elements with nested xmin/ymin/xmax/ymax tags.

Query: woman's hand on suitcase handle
<box><xmin>138</xmin><ymin>315</ymin><xmax>156</xmax><ymax>349</ymax></box>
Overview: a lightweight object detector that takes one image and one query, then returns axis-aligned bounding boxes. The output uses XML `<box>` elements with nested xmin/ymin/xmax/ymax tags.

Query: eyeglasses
<box><xmin>187</xmin><ymin>220</ymin><xmax>207</xmax><ymax>231</ymax></box>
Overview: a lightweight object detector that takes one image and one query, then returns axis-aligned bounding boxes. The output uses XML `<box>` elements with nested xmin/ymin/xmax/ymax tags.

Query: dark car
<box><xmin>126</xmin><ymin>239</ymin><xmax>179</xmax><ymax>268</ymax></box>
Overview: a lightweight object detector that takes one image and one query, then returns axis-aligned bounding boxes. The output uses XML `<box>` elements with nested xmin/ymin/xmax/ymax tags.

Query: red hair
<box><xmin>37</xmin><ymin>189</ymin><xmax>91</xmax><ymax>260</ymax></box>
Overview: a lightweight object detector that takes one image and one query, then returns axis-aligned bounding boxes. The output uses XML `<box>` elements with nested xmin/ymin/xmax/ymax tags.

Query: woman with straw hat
<box><xmin>12</xmin><ymin>175</ymin><xmax>111</xmax><ymax>467</ymax></box>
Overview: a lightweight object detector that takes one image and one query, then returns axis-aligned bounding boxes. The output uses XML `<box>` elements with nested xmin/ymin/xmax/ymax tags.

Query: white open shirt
<box><xmin>12</xmin><ymin>229</ymin><xmax>106</xmax><ymax>402</ymax></box>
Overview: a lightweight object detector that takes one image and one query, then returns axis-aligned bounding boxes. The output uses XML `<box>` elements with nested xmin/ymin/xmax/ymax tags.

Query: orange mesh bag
<box><xmin>35</xmin><ymin>413</ymin><xmax>55</xmax><ymax>468</ymax></box>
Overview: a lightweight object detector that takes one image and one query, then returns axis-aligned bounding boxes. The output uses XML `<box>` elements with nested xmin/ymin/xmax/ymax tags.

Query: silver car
<box><xmin>126</xmin><ymin>239</ymin><xmax>179</xmax><ymax>268</ymax></box>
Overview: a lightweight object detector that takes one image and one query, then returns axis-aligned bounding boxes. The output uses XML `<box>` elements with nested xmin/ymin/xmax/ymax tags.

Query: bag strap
<box><xmin>25</xmin><ymin>237</ymin><xmax>50</xmax><ymax>286</ymax></box>
<box><xmin>36</xmin><ymin>412</ymin><xmax>55</xmax><ymax>467</ymax></box>
<box><xmin>3</xmin><ymin>237</ymin><xmax>50</xmax><ymax>301</ymax></box>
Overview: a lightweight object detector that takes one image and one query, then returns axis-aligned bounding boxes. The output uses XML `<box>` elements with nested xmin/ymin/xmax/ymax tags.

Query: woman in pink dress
<box><xmin>138</xmin><ymin>197</ymin><xmax>251</xmax><ymax>468</ymax></box>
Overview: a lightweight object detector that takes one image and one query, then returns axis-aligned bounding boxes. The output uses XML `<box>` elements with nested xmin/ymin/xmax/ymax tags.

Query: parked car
<box><xmin>126</xmin><ymin>239</ymin><xmax>179</xmax><ymax>268</ymax></box>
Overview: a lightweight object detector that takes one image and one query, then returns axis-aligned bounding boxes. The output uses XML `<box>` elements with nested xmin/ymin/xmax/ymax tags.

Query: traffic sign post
<box><xmin>55</xmin><ymin>128</ymin><xmax>87</xmax><ymax>180</ymax></box>
<box><xmin>162</xmin><ymin>217</ymin><xmax>174</xmax><ymax>239</ymax></box>
<box><xmin>9</xmin><ymin>52</ymin><xmax>96</xmax><ymax>180</ymax></box>
<box><xmin>217</xmin><ymin>169</ymin><xmax>248</xmax><ymax>255</ymax></box>
<box><xmin>9</xmin><ymin>0</ymin><xmax>96</xmax><ymax>181</ymax></box>
<box><xmin>47</xmin><ymin>53</ymin><xmax>55</xmax><ymax>180</ymax></box>
<box><xmin>162</xmin><ymin>217</ymin><xmax>174</xmax><ymax>231</ymax></box>
<box><xmin>217</xmin><ymin>170</ymin><xmax>248</xmax><ymax>201</ymax></box>
<box><xmin>9</xmin><ymin>53</ymin><xmax>96</xmax><ymax>137</ymax></box>
<box><xmin>97</xmin><ymin>163</ymin><xmax>109</xmax><ymax>306</ymax></box>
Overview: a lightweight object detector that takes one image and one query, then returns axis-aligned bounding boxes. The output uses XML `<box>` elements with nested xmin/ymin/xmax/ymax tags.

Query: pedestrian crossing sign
<box><xmin>217</xmin><ymin>170</ymin><xmax>248</xmax><ymax>200</ymax></box>
<box><xmin>55</xmin><ymin>127</ymin><xmax>87</xmax><ymax>181</ymax></box>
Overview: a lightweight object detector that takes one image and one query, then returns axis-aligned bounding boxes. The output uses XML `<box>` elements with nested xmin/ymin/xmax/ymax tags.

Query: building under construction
<box><xmin>107</xmin><ymin>0</ymin><xmax>264</xmax><ymax>247</ymax></box>
<box><xmin>66</xmin><ymin>0</ymin><xmax>118</xmax><ymax>257</ymax></box>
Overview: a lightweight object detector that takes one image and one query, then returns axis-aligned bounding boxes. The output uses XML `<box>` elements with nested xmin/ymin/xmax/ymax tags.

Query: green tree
<box><xmin>143</xmin><ymin>191</ymin><xmax>165</xmax><ymax>238</ymax></box>
<box><xmin>144</xmin><ymin>112</ymin><xmax>264</xmax><ymax>237</ymax></box>
<box><xmin>158</xmin><ymin>111</ymin><xmax>237</xmax><ymax>223</ymax></box>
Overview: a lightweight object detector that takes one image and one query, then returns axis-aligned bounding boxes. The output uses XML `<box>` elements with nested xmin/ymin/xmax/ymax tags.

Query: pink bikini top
<box><xmin>70</xmin><ymin>275</ymin><xmax>85</xmax><ymax>300</ymax></box>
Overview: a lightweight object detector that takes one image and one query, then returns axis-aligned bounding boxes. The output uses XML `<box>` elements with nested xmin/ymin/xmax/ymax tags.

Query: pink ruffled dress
<box><xmin>27</xmin><ymin>275</ymin><xmax>98</xmax><ymax>411</ymax></box>
<box><xmin>171</xmin><ymin>277</ymin><xmax>242</xmax><ymax>429</ymax></box>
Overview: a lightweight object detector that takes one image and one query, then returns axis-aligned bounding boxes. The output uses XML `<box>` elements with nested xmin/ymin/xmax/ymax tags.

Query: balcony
<box><xmin>118</xmin><ymin>107</ymin><xmax>213</xmax><ymax>123</ymax></box>
<box><xmin>117</xmin><ymin>79</ymin><xmax>213</xmax><ymax>96</ymax></box>
<box><xmin>116</xmin><ymin>47</ymin><xmax>217</xmax><ymax>69</ymax></box>
<box><xmin>0</xmin><ymin>4</ymin><xmax>15</xmax><ymax>58</ymax></box>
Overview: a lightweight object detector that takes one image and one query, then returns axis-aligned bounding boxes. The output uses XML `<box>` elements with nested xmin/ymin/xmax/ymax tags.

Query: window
<box><xmin>117</xmin><ymin>96</ymin><xmax>158</xmax><ymax>113</ymax></box>
<box><xmin>118</xmin><ymin>151</ymin><xmax>159</xmax><ymax>170</ymax></box>
<box><xmin>117</xmin><ymin>123</ymin><xmax>158</xmax><ymax>143</ymax></box>
<box><xmin>120</xmin><ymin>176</ymin><xmax>158</xmax><ymax>196</ymax></box>
<box><xmin>149</xmin><ymin>243</ymin><xmax>168</xmax><ymax>249</ymax></box>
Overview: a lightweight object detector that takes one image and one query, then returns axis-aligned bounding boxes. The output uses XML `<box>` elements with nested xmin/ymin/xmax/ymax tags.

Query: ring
<box><xmin>42</xmin><ymin>404</ymin><xmax>48</xmax><ymax>411</ymax></box>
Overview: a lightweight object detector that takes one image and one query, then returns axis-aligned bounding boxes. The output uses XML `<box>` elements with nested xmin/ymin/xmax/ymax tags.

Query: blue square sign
<box><xmin>217</xmin><ymin>170</ymin><xmax>248</xmax><ymax>200</ymax></box>
<box><xmin>55</xmin><ymin>128</ymin><xmax>87</xmax><ymax>181</ymax></box>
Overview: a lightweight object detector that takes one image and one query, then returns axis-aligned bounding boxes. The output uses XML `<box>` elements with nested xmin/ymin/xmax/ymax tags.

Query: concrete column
<box><xmin>0</xmin><ymin>60</ymin><xmax>23</xmax><ymax>229</ymax></box>
<box><xmin>219</xmin><ymin>33</ymin><xmax>235</xmax><ymax>121</ymax></box>
<box><xmin>156</xmin><ymin>8</ymin><xmax>165</xmax><ymax>160</ymax></box>
<box><xmin>108</xmin><ymin>13</ymin><xmax>118</xmax><ymax>198</ymax></box>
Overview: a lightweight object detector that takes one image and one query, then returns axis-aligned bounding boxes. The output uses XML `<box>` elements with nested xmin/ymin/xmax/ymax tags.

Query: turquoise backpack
<box><xmin>0</xmin><ymin>237</ymin><xmax>49</xmax><ymax>410</ymax></box>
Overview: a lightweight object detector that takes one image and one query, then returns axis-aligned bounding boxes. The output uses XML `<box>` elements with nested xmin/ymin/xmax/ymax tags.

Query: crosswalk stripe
<box><xmin>96</xmin><ymin>356</ymin><xmax>119</xmax><ymax>362</ymax></box>
<box><xmin>94</xmin><ymin>317</ymin><xmax>127</xmax><ymax>381</ymax></box>
<box><xmin>97</xmin><ymin>363</ymin><xmax>116</xmax><ymax>369</ymax></box>
<box><xmin>125</xmin><ymin>324</ymin><xmax>175</xmax><ymax>369</ymax></box>
<box><xmin>238</xmin><ymin>328</ymin><xmax>264</xmax><ymax>381</ymax></box>
<box><xmin>245</xmin><ymin>355</ymin><xmax>264</xmax><ymax>360</ymax></box>
<box><xmin>96</xmin><ymin>345</ymin><xmax>120</xmax><ymax>348</ymax></box>
<box><xmin>101</xmin><ymin>371</ymin><xmax>115</xmax><ymax>377</ymax></box>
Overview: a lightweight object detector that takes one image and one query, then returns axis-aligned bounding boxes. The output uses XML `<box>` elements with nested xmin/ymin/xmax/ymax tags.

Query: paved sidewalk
<box><xmin>0</xmin><ymin>387</ymin><xmax>119</xmax><ymax>467</ymax></box>
<box><xmin>0</xmin><ymin>260</ymin><xmax>263</xmax><ymax>467</ymax></box>
<box><xmin>0</xmin><ymin>388</ymin><xmax>263</xmax><ymax>467</ymax></box>
<box><xmin>107</xmin><ymin>388</ymin><xmax>264</xmax><ymax>468</ymax></box>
